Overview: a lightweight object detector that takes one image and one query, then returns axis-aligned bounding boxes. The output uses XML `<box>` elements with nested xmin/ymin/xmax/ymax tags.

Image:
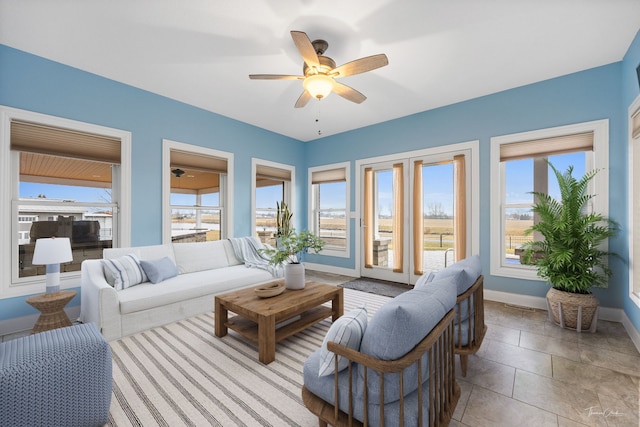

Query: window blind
<box><xmin>170</xmin><ymin>150</ymin><xmax>227</xmax><ymax>173</ymax></box>
<box><xmin>311</xmin><ymin>167</ymin><xmax>346</xmax><ymax>184</ymax></box>
<box><xmin>11</xmin><ymin>120</ymin><xmax>121</xmax><ymax>164</ymax></box>
<box><xmin>500</xmin><ymin>132</ymin><xmax>593</xmax><ymax>162</ymax></box>
<box><xmin>256</xmin><ymin>164</ymin><xmax>292</xmax><ymax>188</ymax></box>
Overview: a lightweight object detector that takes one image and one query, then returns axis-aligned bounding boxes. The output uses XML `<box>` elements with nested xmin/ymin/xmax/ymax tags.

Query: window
<box><xmin>628</xmin><ymin>96</ymin><xmax>640</xmax><ymax>306</ymax></box>
<box><xmin>309</xmin><ymin>162</ymin><xmax>349</xmax><ymax>257</ymax></box>
<box><xmin>163</xmin><ymin>140</ymin><xmax>232</xmax><ymax>243</ymax></box>
<box><xmin>490</xmin><ymin>120</ymin><xmax>609</xmax><ymax>280</ymax></box>
<box><xmin>252</xmin><ymin>159</ymin><xmax>294</xmax><ymax>246</ymax></box>
<box><xmin>0</xmin><ymin>106</ymin><xmax>131</xmax><ymax>298</ymax></box>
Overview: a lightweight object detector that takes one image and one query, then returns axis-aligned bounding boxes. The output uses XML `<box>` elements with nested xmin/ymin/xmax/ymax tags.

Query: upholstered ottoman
<box><xmin>0</xmin><ymin>323</ymin><xmax>112</xmax><ymax>427</ymax></box>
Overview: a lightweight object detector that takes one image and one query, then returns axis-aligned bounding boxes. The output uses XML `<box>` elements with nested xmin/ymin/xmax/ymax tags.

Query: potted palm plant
<box><xmin>521</xmin><ymin>161</ymin><xmax>618</xmax><ymax>331</ymax></box>
<box><xmin>263</xmin><ymin>229</ymin><xmax>324</xmax><ymax>289</ymax></box>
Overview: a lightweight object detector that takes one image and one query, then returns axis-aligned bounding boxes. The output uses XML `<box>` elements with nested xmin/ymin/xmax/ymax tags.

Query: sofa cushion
<box><xmin>427</xmin><ymin>255</ymin><xmax>481</xmax><ymax>295</ymax></box>
<box><xmin>413</xmin><ymin>271</ymin><xmax>435</xmax><ymax>289</ymax></box>
<box><xmin>104</xmin><ymin>244</ymin><xmax>175</xmax><ymax>263</ymax></box>
<box><xmin>360</xmin><ymin>277</ymin><xmax>456</xmax><ymax>360</ymax></box>
<box><xmin>318</xmin><ymin>306</ymin><xmax>367</xmax><ymax>377</ymax></box>
<box><xmin>102</xmin><ymin>254</ymin><xmax>147</xmax><ymax>291</ymax></box>
<box><xmin>117</xmin><ymin>265</ymin><xmax>273</xmax><ymax>315</ymax></box>
<box><xmin>140</xmin><ymin>257</ymin><xmax>179</xmax><ymax>284</ymax></box>
<box><xmin>172</xmin><ymin>241</ymin><xmax>231</xmax><ymax>274</ymax></box>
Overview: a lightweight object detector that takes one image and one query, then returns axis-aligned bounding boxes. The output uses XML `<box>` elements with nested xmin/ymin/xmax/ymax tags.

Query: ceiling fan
<box><xmin>249</xmin><ymin>31</ymin><xmax>389</xmax><ymax>108</ymax></box>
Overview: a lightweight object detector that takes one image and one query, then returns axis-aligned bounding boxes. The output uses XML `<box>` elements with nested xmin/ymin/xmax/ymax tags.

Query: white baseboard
<box><xmin>484</xmin><ymin>289</ymin><xmax>548</xmax><ymax>311</ymax></box>
<box><xmin>0</xmin><ymin>305</ymin><xmax>80</xmax><ymax>337</ymax></box>
<box><xmin>304</xmin><ymin>262</ymin><xmax>357</xmax><ymax>278</ymax></box>
<box><xmin>621</xmin><ymin>314</ymin><xmax>640</xmax><ymax>353</ymax></box>
<box><xmin>484</xmin><ymin>289</ymin><xmax>640</xmax><ymax>352</ymax></box>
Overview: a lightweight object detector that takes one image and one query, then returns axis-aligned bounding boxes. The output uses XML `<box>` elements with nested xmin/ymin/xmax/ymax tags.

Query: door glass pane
<box><xmin>372</xmin><ymin>169</ymin><xmax>393</xmax><ymax>268</ymax></box>
<box><xmin>421</xmin><ymin>163</ymin><xmax>454</xmax><ymax>272</ymax></box>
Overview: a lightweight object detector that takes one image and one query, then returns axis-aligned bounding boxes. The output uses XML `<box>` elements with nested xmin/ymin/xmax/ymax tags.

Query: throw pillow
<box><xmin>102</xmin><ymin>254</ymin><xmax>148</xmax><ymax>291</ymax></box>
<box><xmin>140</xmin><ymin>257</ymin><xmax>179</xmax><ymax>284</ymax></box>
<box><xmin>318</xmin><ymin>305</ymin><xmax>368</xmax><ymax>377</ymax></box>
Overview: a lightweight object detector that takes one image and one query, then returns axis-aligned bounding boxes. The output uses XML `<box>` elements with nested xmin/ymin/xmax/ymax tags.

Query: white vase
<box><xmin>284</xmin><ymin>263</ymin><xmax>305</xmax><ymax>290</ymax></box>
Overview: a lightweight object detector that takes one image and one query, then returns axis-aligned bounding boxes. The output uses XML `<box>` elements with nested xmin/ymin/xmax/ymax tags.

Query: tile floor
<box><xmin>307</xmin><ymin>271</ymin><xmax>640</xmax><ymax>427</ymax></box>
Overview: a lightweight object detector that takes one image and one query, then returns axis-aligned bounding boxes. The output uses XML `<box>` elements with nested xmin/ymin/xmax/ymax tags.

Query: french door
<box><xmin>361</xmin><ymin>161</ymin><xmax>409</xmax><ymax>283</ymax></box>
<box><xmin>360</xmin><ymin>153</ymin><xmax>468</xmax><ymax>284</ymax></box>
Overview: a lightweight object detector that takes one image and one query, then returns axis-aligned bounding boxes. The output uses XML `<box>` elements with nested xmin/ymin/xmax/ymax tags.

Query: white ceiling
<box><xmin>1</xmin><ymin>1</ymin><xmax>639</xmax><ymax>142</ymax></box>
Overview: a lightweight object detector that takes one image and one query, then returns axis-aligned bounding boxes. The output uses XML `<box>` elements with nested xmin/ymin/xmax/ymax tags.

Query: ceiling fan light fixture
<box><xmin>303</xmin><ymin>74</ymin><xmax>333</xmax><ymax>100</ymax></box>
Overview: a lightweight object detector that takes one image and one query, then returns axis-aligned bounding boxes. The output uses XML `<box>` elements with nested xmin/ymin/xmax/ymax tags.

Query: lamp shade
<box><xmin>303</xmin><ymin>74</ymin><xmax>334</xmax><ymax>100</ymax></box>
<box><xmin>32</xmin><ymin>237</ymin><xmax>73</xmax><ymax>265</ymax></box>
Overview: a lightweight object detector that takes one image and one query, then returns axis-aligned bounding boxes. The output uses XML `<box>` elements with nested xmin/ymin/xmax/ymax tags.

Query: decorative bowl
<box><xmin>254</xmin><ymin>282</ymin><xmax>285</xmax><ymax>298</ymax></box>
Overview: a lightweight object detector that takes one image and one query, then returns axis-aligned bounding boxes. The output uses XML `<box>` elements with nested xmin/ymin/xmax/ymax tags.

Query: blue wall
<box><xmin>0</xmin><ymin>44</ymin><xmax>303</xmax><ymax>320</ymax></box>
<box><xmin>2</xmin><ymin>31</ymin><xmax>640</xmax><ymax>335</ymax></box>
<box><xmin>306</xmin><ymin>62</ymin><xmax>626</xmax><ymax>309</ymax></box>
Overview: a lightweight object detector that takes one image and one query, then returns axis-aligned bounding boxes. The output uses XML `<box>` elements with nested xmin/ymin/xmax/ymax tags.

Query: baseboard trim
<box><xmin>621</xmin><ymin>313</ymin><xmax>640</xmax><ymax>353</ymax></box>
<box><xmin>304</xmin><ymin>262</ymin><xmax>357</xmax><ymax>278</ymax></box>
<box><xmin>0</xmin><ymin>305</ymin><xmax>80</xmax><ymax>337</ymax></box>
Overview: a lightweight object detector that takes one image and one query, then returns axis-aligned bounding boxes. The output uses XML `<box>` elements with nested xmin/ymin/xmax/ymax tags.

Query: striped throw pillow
<box><xmin>318</xmin><ymin>305</ymin><xmax>368</xmax><ymax>376</ymax></box>
<box><xmin>102</xmin><ymin>254</ymin><xmax>148</xmax><ymax>290</ymax></box>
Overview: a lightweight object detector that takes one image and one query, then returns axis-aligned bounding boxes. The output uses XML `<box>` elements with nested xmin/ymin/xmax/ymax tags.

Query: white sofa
<box><xmin>80</xmin><ymin>240</ymin><xmax>275</xmax><ymax>341</ymax></box>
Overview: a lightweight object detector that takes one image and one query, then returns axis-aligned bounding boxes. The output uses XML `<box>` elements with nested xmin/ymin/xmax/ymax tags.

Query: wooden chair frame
<box><xmin>302</xmin><ymin>309</ymin><xmax>460</xmax><ymax>427</ymax></box>
<box><xmin>454</xmin><ymin>275</ymin><xmax>487</xmax><ymax>377</ymax></box>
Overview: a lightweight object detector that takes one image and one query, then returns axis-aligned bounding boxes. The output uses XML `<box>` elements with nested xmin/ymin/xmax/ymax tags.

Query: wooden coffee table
<box><xmin>215</xmin><ymin>280</ymin><xmax>343</xmax><ymax>364</ymax></box>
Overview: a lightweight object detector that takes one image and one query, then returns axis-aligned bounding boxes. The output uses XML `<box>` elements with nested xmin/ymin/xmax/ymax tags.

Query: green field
<box><xmin>181</xmin><ymin>215</ymin><xmax>534</xmax><ymax>252</ymax></box>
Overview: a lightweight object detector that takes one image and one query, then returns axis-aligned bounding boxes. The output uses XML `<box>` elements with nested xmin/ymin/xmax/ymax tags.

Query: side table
<box><xmin>26</xmin><ymin>290</ymin><xmax>77</xmax><ymax>334</ymax></box>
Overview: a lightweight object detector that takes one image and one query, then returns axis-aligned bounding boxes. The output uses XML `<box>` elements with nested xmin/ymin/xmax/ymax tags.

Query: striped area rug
<box><xmin>107</xmin><ymin>288</ymin><xmax>391</xmax><ymax>427</ymax></box>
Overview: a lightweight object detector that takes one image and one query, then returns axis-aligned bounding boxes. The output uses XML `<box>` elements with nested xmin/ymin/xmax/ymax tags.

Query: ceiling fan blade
<box><xmin>291</xmin><ymin>30</ymin><xmax>320</xmax><ymax>69</ymax></box>
<box><xmin>331</xmin><ymin>54</ymin><xmax>389</xmax><ymax>78</ymax></box>
<box><xmin>295</xmin><ymin>91</ymin><xmax>312</xmax><ymax>108</ymax></box>
<box><xmin>333</xmin><ymin>82</ymin><xmax>367</xmax><ymax>104</ymax></box>
<box><xmin>249</xmin><ymin>74</ymin><xmax>302</xmax><ymax>80</ymax></box>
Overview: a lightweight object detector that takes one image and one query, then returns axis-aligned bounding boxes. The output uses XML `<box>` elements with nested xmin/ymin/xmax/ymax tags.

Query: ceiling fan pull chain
<box><xmin>316</xmin><ymin>102</ymin><xmax>322</xmax><ymax>136</ymax></box>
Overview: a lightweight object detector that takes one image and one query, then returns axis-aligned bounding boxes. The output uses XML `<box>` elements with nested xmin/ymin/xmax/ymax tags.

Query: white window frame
<box><xmin>251</xmin><ymin>158</ymin><xmax>295</xmax><ymax>238</ymax></box>
<box><xmin>489</xmin><ymin>119</ymin><xmax>609</xmax><ymax>280</ymax></box>
<box><xmin>162</xmin><ymin>139</ymin><xmax>233</xmax><ymax>243</ymax></box>
<box><xmin>308</xmin><ymin>162</ymin><xmax>351</xmax><ymax>258</ymax></box>
<box><xmin>628</xmin><ymin>94</ymin><xmax>640</xmax><ymax>308</ymax></box>
<box><xmin>0</xmin><ymin>106</ymin><xmax>131</xmax><ymax>298</ymax></box>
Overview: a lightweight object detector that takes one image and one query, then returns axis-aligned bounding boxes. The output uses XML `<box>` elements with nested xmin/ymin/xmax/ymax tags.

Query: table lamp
<box><xmin>32</xmin><ymin>237</ymin><xmax>73</xmax><ymax>294</ymax></box>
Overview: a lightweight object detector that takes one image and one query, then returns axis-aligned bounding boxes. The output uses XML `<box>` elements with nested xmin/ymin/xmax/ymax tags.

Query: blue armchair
<box><xmin>0</xmin><ymin>323</ymin><xmax>112</xmax><ymax>427</ymax></box>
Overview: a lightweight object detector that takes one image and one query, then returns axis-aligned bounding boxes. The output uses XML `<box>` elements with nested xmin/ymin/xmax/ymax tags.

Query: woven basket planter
<box><xmin>546</xmin><ymin>288</ymin><xmax>599</xmax><ymax>332</ymax></box>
